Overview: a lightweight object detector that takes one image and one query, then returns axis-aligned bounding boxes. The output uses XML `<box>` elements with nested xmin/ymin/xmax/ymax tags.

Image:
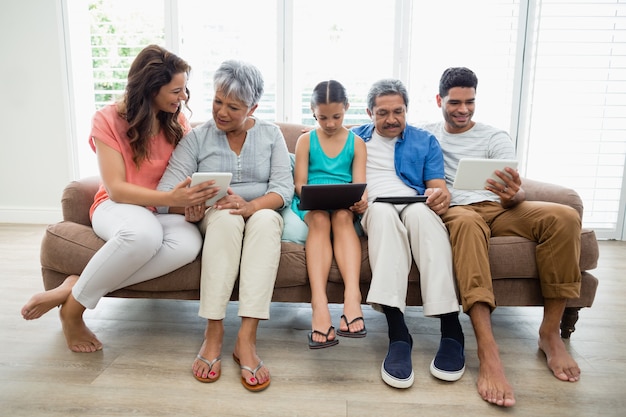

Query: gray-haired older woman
<box><xmin>157</xmin><ymin>60</ymin><xmax>293</xmax><ymax>392</ymax></box>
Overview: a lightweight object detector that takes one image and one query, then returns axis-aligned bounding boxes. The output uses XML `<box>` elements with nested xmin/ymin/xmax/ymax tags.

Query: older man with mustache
<box><xmin>351</xmin><ymin>79</ymin><xmax>464</xmax><ymax>389</ymax></box>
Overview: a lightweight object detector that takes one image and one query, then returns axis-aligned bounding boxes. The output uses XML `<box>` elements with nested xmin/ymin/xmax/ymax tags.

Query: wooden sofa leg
<box><xmin>560</xmin><ymin>307</ymin><xmax>581</xmax><ymax>339</ymax></box>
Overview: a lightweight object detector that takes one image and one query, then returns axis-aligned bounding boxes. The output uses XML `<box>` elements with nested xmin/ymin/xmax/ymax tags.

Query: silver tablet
<box><xmin>452</xmin><ymin>158</ymin><xmax>518</xmax><ymax>190</ymax></box>
<box><xmin>190</xmin><ymin>172</ymin><xmax>233</xmax><ymax>206</ymax></box>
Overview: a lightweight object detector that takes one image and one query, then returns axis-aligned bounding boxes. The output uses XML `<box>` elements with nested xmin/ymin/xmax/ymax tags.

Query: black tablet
<box><xmin>373</xmin><ymin>196</ymin><xmax>427</xmax><ymax>204</ymax></box>
<box><xmin>298</xmin><ymin>183</ymin><xmax>366</xmax><ymax>210</ymax></box>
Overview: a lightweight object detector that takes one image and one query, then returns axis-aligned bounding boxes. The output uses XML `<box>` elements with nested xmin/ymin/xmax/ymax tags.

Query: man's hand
<box><xmin>425</xmin><ymin>187</ymin><xmax>450</xmax><ymax>215</ymax></box>
<box><xmin>486</xmin><ymin>167</ymin><xmax>525</xmax><ymax>208</ymax></box>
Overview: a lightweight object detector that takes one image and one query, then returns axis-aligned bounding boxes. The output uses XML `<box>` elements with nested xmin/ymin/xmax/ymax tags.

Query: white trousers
<box><xmin>198</xmin><ymin>208</ymin><xmax>283</xmax><ymax>320</ymax></box>
<box><xmin>72</xmin><ymin>199</ymin><xmax>203</xmax><ymax>309</ymax></box>
<box><xmin>361</xmin><ymin>202</ymin><xmax>460</xmax><ymax>316</ymax></box>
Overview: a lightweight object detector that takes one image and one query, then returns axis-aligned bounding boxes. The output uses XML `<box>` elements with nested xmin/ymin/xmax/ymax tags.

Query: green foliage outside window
<box><xmin>88</xmin><ymin>0</ymin><xmax>164</xmax><ymax>108</ymax></box>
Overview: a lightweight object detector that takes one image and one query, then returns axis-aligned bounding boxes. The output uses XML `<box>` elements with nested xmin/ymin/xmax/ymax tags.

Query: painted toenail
<box><xmin>250</xmin><ymin>377</ymin><xmax>256</xmax><ymax>383</ymax></box>
<box><xmin>209</xmin><ymin>372</ymin><xmax>215</xmax><ymax>376</ymax></box>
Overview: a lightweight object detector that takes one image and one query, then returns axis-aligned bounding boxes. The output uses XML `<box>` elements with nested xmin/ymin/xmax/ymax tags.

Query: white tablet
<box><xmin>452</xmin><ymin>158</ymin><xmax>519</xmax><ymax>190</ymax></box>
<box><xmin>190</xmin><ymin>172</ymin><xmax>233</xmax><ymax>206</ymax></box>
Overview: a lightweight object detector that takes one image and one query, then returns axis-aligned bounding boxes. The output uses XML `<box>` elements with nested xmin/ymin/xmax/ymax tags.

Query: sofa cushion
<box><xmin>42</xmin><ymin>222</ymin><xmax>598</xmax><ymax>290</ymax></box>
<box><xmin>280</xmin><ymin>152</ymin><xmax>309</xmax><ymax>245</ymax></box>
<box><xmin>280</xmin><ymin>205</ymin><xmax>309</xmax><ymax>244</ymax></box>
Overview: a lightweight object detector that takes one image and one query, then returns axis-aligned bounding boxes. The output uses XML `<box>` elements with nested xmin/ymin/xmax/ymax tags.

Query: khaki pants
<box><xmin>441</xmin><ymin>201</ymin><xmax>582</xmax><ymax>313</ymax></box>
<box><xmin>361</xmin><ymin>202</ymin><xmax>460</xmax><ymax>317</ymax></box>
<box><xmin>198</xmin><ymin>208</ymin><xmax>283</xmax><ymax>320</ymax></box>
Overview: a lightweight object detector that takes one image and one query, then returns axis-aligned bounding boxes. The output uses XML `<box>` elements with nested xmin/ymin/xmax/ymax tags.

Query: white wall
<box><xmin>0</xmin><ymin>0</ymin><xmax>72</xmax><ymax>224</ymax></box>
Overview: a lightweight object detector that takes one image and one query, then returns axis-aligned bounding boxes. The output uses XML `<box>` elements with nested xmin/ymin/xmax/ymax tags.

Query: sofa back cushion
<box><xmin>274</xmin><ymin>122</ymin><xmax>309</xmax><ymax>153</ymax></box>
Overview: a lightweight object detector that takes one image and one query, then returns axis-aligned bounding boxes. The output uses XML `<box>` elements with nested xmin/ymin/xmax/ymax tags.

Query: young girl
<box><xmin>292</xmin><ymin>80</ymin><xmax>368</xmax><ymax>348</ymax></box>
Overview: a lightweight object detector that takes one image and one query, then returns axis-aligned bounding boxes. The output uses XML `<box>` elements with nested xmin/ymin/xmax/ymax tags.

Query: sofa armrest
<box><xmin>61</xmin><ymin>176</ymin><xmax>101</xmax><ymax>226</ymax></box>
<box><xmin>522</xmin><ymin>177</ymin><xmax>583</xmax><ymax>218</ymax></box>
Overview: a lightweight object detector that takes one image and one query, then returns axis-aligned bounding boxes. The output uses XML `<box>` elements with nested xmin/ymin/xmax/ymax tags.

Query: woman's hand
<box><xmin>215</xmin><ymin>188</ymin><xmax>255</xmax><ymax>219</ymax></box>
<box><xmin>170</xmin><ymin>177</ymin><xmax>219</xmax><ymax>207</ymax></box>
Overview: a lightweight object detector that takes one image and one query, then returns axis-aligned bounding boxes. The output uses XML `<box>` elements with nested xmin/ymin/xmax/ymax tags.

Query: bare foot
<box><xmin>311</xmin><ymin>304</ymin><xmax>335</xmax><ymax>343</ymax></box>
<box><xmin>21</xmin><ymin>275</ymin><xmax>79</xmax><ymax>320</ymax></box>
<box><xmin>477</xmin><ymin>347</ymin><xmax>516</xmax><ymax>407</ymax></box>
<box><xmin>61</xmin><ymin>317</ymin><xmax>102</xmax><ymax>353</ymax></box>
<box><xmin>539</xmin><ymin>332</ymin><xmax>580</xmax><ymax>382</ymax></box>
<box><xmin>59</xmin><ymin>302</ymin><xmax>102</xmax><ymax>353</ymax></box>
<box><xmin>192</xmin><ymin>322</ymin><xmax>223</xmax><ymax>381</ymax></box>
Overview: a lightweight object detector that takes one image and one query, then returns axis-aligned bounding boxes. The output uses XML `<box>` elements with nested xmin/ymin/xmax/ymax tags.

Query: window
<box><xmin>90</xmin><ymin>0</ymin><xmax>165</xmax><ymax>108</ymax></box>
<box><xmin>63</xmin><ymin>0</ymin><xmax>626</xmax><ymax>237</ymax></box>
<box><xmin>406</xmin><ymin>1</ymin><xmax>521</xmax><ymax>128</ymax></box>
<box><xmin>290</xmin><ymin>0</ymin><xmax>396</xmax><ymax>126</ymax></box>
<box><xmin>519</xmin><ymin>0</ymin><xmax>626</xmax><ymax>238</ymax></box>
<box><xmin>177</xmin><ymin>0</ymin><xmax>278</xmax><ymax>123</ymax></box>
<box><xmin>65</xmin><ymin>0</ymin><xmax>166</xmax><ymax>178</ymax></box>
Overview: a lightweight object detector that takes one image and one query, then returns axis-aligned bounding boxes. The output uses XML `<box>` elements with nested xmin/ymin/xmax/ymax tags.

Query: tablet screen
<box><xmin>452</xmin><ymin>158</ymin><xmax>518</xmax><ymax>190</ymax></box>
<box><xmin>190</xmin><ymin>172</ymin><xmax>233</xmax><ymax>206</ymax></box>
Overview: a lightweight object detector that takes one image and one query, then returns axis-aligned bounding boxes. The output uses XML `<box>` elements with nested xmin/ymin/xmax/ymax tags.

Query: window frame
<box><xmin>61</xmin><ymin>0</ymin><xmax>626</xmax><ymax>239</ymax></box>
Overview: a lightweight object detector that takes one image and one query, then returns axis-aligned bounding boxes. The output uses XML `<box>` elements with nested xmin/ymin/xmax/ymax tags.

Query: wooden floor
<box><xmin>1</xmin><ymin>223</ymin><xmax>625</xmax><ymax>416</ymax></box>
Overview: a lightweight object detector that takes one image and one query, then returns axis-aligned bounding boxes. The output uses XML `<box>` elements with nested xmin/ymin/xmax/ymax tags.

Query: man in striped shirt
<box><xmin>423</xmin><ymin>67</ymin><xmax>582</xmax><ymax>408</ymax></box>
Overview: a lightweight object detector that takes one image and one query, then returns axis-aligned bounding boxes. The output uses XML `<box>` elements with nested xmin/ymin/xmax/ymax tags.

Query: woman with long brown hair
<box><xmin>21</xmin><ymin>45</ymin><xmax>213</xmax><ymax>353</ymax></box>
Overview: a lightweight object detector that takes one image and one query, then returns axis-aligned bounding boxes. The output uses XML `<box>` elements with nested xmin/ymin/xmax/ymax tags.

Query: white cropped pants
<box><xmin>361</xmin><ymin>202</ymin><xmax>460</xmax><ymax>316</ymax></box>
<box><xmin>72</xmin><ymin>199</ymin><xmax>203</xmax><ymax>309</ymax></box>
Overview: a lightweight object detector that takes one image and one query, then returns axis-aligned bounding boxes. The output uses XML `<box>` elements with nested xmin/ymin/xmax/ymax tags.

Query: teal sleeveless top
<box><xmin>291</xmin><ymin>129</ymin><xmax>355</xmax><ymax>219</ymax></box>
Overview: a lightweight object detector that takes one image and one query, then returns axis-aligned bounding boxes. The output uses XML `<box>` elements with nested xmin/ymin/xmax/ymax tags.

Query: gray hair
<box><xmin>366</xmin><ymin>79</ymin><xmax>409</xmax><ymax>112</ymax></box>
<box><xmin>213</xmin><ymin>60</ymin><xmax>264</xmax><ymax>107</ymax></box>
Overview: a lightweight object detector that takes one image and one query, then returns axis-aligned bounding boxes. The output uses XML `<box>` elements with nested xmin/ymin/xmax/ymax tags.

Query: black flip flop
<box><xmin>308</xmin><ymin>326</ymin><xmax>339</xmax><ymax>349</ymax></box>
<box><xmin>336</xmin><ymin>315</ymin><xmax>367</xmax><ymax>338</ymax></box>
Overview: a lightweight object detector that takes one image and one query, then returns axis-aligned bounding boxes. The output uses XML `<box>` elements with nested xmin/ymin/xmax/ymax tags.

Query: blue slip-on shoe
<box><xmin>430</xmin><ymin>337</ymin><xmax>465</xmax><ymax>382</ymax></box>
<box><xmin>381</xmin><ymin>338</ymin><xmax>414</xmax><ymax>389</ymax></box>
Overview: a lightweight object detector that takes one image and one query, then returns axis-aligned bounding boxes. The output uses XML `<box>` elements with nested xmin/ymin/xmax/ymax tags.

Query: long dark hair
<box><xmin>120</xmin><ymin>44</ymin><xmax>191</xmax><ymax>167</ymax></box>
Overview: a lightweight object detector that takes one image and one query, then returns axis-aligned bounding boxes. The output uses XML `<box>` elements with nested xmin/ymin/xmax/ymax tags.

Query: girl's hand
<box><xmin>351</xmin><ymin>196</ymin><xmax>368</xmax><ymax>214</ymax></box>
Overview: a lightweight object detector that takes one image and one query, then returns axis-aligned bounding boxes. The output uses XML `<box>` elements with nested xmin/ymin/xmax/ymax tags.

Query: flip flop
<box><xmin>337</xmin><ymin>315</ymin><xmax>367</xmax><ymax>338</ymax></box>
<box><xmin>193</xmin><ymin>354</ymin><xmax>221</xmax><ymax>383</ymax></box>
<box><xmin>232</xmin><ymin>353</ymin><xmax>271</xmax><ymax>392</ymax></box>
<box><xmin>308</xmin><ymin>326</ymin><xmax>339</xmax><ymax>349</ymax></box>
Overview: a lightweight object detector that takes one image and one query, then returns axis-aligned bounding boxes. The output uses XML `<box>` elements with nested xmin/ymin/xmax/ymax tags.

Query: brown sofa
<box><xmin>40</xmin><ymin>122</ymin><xmax>600</xmax><ymax>338</ymax></box>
